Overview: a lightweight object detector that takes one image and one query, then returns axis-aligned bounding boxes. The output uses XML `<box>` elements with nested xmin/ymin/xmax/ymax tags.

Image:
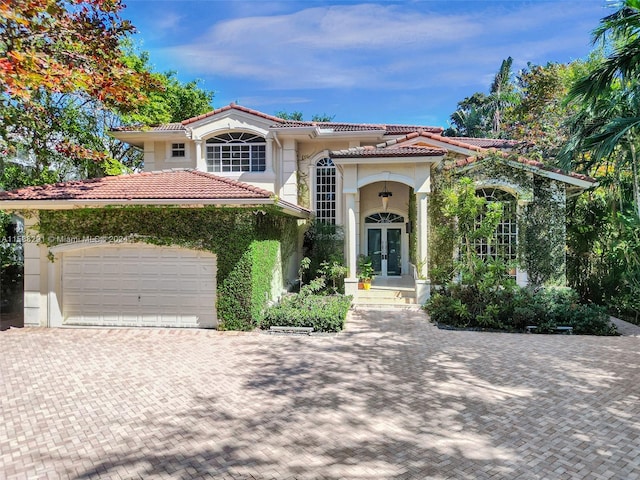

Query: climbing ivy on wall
<box><xmin>37</xmin><ymin>206</ymin><xmax>299</xmax><ymax>330</ymax></box>
<box><xmin>429</xmin><ymin>154</ymin><xmax>569</xmax><ymax>287</ymax></box>
<box><xmin>428</xmin><ymin>170</ymin><xmax>456</xmax><ymax>285</ymax></box>
<box><xmin>522</xmin><ymin>177</ymin><xmax>567</xmax><ymax>286</ymax></box>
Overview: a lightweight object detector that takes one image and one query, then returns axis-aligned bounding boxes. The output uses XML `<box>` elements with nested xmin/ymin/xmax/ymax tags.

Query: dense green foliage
<box><xmin>302</xmin><ymin>220</ymin><xmax>345</xmax><ymax>283</ymax></box>
<box><xmin>425</xmin><ymin>175</ymin><xmax>613</xmax><ymax>335</ymax></box>
<box><xmin>426</xmin><ymin>282</ymin><xmax>615</xmax><ymax>336</ymax></box>
<box><xmin>275</xmin><ymin>111</ymin><xmax>335</xmax><ymax>122</ymax></box>
<box><xmin>36</xmin><ymin>207</ymin><xmax>298</xmax><ymax>330</ymax></box>
<box><xmin>1</xmin><ymin>46</ymin><xmax>214</xmax><ymax>183</ymax></box>
<box><xmin>261</xmin><ymin>279</ymin><xmax>352</xmax><ymax>332</ymax></box>
<box><xmin>522</xmin><ymin>178</ymin><xmax>567</xmax><ymax>286</ymax></box>
<box><xmin>444</xmin><ymin>2</ymin><xmax>640</xmax><ymax>323</ymax></box>
<box><xmin>261</xmin><ymin>294</ymin><xmax>351</xmax><ymax>332</ymax></box>
<box><xmin>568</xmin><ymin>181</ymin><xmax>640</xmax><ymax>323</ymax></box>
<box><xmin>429</xmin><ymin>169</ymin><xmax>566</xmax><ymax>287</ymax></box>
<box><xmin>217</xmin><ymin>240</ymin><xmax>281</xmax><ymax>330</ymax></box>
<box><xmin>0</xmin><ymin>211</ymin><xmax>22</xmax><ymax>315</ymax></box>
<box><xmin>558</xmin><ymin>0</ymin><xmax>640</xmax><ymax>322</ymax></box>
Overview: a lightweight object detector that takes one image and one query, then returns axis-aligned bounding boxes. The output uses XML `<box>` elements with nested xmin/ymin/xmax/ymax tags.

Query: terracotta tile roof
<box><xmin>382</xmin><ymin>131</ymin><xmax>595</xmax><ymax>185</ymax></box>
<box><xmin>182</xmin><ymin>103</ymin><xmax>288</xmax><ymax>126</ymax></box>
<box><xmin>271</xmin><ymin>120</ymin><xmax>443</xmax><ymax>134</ymax></box>
<box><xmin>0</xmin><ymin>169</ymin><xmax>274</xmax><ymax>201</ymax></box>
<box><xmin>331</xmin><ymin>145</ymin><xmax>446</xmax><ymax>158</ymax></box>
<box><xmin>447</xmin><ymin>137</ymin><xmax>521</xmax><ymax>149</ymax></box>
<box><xmin>383</xmin><ymin>125</ymin><xmax>444</xmax><ymax>135</ymax></box>
<box><xmin>112</xmin><ymin>122</ymin><xmax>186</xmax><ymax>133</ymax></box>
<box><xmin>382</xmin><ymin>131</ymin><xmax>486</xmax><ymax>152</ymax></box>
<box><xmin>448</xmin><ymin>152</ymin><xmax>597</xmax><ymax>184</ymax></box>
<box><xmin>112</xmin><ymin>103</ymin><xmax>445</xmax><ymax>135</ymax></box>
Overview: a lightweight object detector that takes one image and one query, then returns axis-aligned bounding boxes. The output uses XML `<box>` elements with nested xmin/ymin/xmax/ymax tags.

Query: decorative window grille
<box><xmin>316</xmin><ymin>158</ymin><xmax>336</xmax><ymax>224</ymax></box>
<box><xmin>205</xmin><ymin>132</ymin><xmax>266</xmax><ymax>172</ymax></box>
<box><xmin>364</xmin><ymin>213</ymin><xmax>405</xmax><ymax>223</ymax></box>
<box><xmin>474</xmin><ymin>188</ymin><xmax>518</xmax><ymax>264</ymax></box>
<box><xmin>171</xmin><ymin>143</ymin><xmax>186</xmax><ymax>157</ymax></box>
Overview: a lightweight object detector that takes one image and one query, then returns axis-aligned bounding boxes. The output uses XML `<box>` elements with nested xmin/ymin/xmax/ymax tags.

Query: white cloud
<box><xmin>157</xmin><ymin>1</ymin><xmax>605</xmax><ymax>92</ymax></box>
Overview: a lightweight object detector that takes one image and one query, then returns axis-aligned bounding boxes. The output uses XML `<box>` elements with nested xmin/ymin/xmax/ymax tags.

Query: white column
<box><xmin>22</xmin><ymin>214</ymin><xmax>46</xmax><ymax>326</ymax></box>
<box><xmin>414</xmin><ymin>192</ymin><xmax>432</xmax><ymax>303</ymax></box>
<box><xmin>266</xmin><ymin>137</ymin><xmax>274</xmax><ymax>173</ymax></box>
<box><xmin>195</xmin><ymin>140</ymin><xmax>206</xmax><ymax>172</ymax></box>
<box><xmin>416</xmin><ymin>192</ymin><xmax>429</xmax><ymax>279</ymax></box>
<box><xmin>344</xmin><ymin>192</ymin><xmax>358</xmax><ymax>295</ymax></box>
<box><xmin>143</xmin><ymin>141</ymin><xmax>155</xmax><ymax>172</ymax></box>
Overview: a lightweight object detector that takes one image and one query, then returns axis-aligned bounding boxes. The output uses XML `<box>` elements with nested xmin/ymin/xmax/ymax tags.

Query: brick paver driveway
<box><xmin>1</xmin><ymin>309</ymin><xmax>639</xmax><ymax>480</ymax></box>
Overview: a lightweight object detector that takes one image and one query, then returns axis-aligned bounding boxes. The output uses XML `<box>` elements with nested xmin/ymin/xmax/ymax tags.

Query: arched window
<box><xmin>316</xmin><ymin>158</ymin><xmax>336</xmax><ymax>224</ymax></box>
<box><xmin>364</xmin><ymin>213</ymin><xmax>405</xmax><ymax>223</ymax></box>
<box><xmin>205</xmin><ymin>132</ymin><xmax>266</xmax><ymax>172</ymax></box>
<box><xmin>474</xmin><ymin>188</ymin><xmax>517</xmax><ymax>263</ymax></box>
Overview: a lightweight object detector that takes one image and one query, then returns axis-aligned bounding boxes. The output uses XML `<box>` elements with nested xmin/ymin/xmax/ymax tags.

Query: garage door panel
<box><xmin>62</xmin><ymin>244</ymin><xmax>217</xmax><ymax>328</ymax></box>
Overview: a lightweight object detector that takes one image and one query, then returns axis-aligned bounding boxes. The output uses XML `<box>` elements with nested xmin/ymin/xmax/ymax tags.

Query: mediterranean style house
<box><xmin>0</xmin><ymin>103</ymin><xmax>597</xmax><ymax>328</ymax></box>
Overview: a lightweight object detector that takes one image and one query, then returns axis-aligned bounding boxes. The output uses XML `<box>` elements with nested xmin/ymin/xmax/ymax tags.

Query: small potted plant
<box><xmin>357</xmin><ymin>255</ymin><xmax>375</xmax><ymax>290</ymax></box>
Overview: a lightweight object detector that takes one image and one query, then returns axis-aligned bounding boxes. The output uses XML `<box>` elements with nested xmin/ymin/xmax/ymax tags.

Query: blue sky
<box><xmin>121</xmin><ymin>0</ymin><xmax>610</xmax><ymax>127</ymax></box>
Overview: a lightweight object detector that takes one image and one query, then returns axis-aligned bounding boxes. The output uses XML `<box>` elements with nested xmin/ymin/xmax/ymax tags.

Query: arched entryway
<box><xmin>364</xmin><ymin>212</ymin><xmax>405</xmax><ymax>277</ymax></box>
<box><xmin>358</xmin><ymin>180</ymin><xmax>411</xmax><ymax>278</ymax></box>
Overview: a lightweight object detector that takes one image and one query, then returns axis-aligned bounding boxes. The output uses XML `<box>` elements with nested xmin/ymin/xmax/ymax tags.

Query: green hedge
<box><xmin>261</xmin><ymin>294</ymin><xmax>352</xmax><ymax>332</ymax></box>
<box><xmin>425</xmin><ymin>285</ymin><xmax>616</xmax><ymax>335</ymax></box>
<box><xmin>217</xmin><ymin>240</ymin><xmax>280</xmax><ymax>330</ymax></box>
<box><xmin>37</xmin><ymin>207</ymin><xmax>298</xmax><ymax>330</ymax></box>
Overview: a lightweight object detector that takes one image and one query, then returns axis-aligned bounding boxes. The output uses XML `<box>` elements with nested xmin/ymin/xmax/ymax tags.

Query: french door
<box><xmin>367</xmin><ymin>227</ymin><xmax>402</xmax><ymax>276</ymax></box>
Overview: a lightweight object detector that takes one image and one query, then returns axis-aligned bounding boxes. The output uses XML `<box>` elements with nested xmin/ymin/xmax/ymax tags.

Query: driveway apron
<box><xmin>1</xmin><ymin>309</ymin><xmax>639</xmax><ymax>479</ymax></box>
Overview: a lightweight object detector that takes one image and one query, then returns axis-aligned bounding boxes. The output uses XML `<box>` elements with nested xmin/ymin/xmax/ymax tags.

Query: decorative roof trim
<box><xmin>331</xmin><ymin>145</ymin><xmax>446</xmax><ymax>158</ymax></box>
<box><xmin>181</xmin><ymin>102</ymin><xmax>290</xmax><ymax>126</ymax></box>
<box><xmin>448</xmin><ymin>152</ymin><xmax>597</xmax><ymax>187</ymax></box>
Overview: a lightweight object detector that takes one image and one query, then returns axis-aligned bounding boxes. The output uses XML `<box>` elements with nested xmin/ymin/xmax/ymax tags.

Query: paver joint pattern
<box><xmin>1</xmin><ymin>310</ymin><xmax>639</xmax><ymax>479</ymax></box>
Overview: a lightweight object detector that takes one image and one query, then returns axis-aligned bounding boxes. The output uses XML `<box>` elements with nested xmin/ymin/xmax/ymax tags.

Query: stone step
<box><xmin>356</xmin><ymin>288</ymin><xmax>416</xmax><ymax>299</ymax></box>
<box><xmin>354</xmin><ymin>288</ymin><xmax>418</xmax><ymax>306</ymax></box>
<box><xmin>352</xmin><ymin>303</ymin><xmax>424</xmax><ymax>311</ymax></box>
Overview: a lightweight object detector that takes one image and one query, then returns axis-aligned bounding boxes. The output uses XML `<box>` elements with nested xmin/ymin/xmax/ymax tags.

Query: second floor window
<box><xmin>171</xmin><ymin>143</ymin><xmax>186</xmax><ymax>157</ymax></box>
<box><xmin>205</xmin><ymin>132</ymin><xmax>266</xmax><ymax>173</ymax></box>
<box><xmin>316</xmin><ymin>157</ymin><xmax>336</xmax><ymax>224</ymax></box>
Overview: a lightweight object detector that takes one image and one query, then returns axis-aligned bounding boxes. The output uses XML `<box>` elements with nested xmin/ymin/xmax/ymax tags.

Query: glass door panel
<box><xmin>386</xmin><ymin>228</ymin><xmax>402</xmax><ymax>276</ymax></box>
<box><xmin>367</xmin><ymin>228</ymin><xmax>382</xmax><ymax>274</ymax></box>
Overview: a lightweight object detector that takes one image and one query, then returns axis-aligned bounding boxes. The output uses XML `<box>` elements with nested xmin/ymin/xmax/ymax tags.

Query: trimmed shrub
<box><xmin>425</xmin><ymin>285</ymin><xmax>616</xmax><ymax>335</ymax></box>
<box><xmin>261</xmin><ymin>293</ymin><xmax>352</xmax><ymax>332</ymax></box>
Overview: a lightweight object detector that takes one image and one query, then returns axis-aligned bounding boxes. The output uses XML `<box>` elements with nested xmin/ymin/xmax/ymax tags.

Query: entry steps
<box><xmin>353</xmin><ymin>283</ymin><xmax>421</xmax><ymax>309</ymax></box>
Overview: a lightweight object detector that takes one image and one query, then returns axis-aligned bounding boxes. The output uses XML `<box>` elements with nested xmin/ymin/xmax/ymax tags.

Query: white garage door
<box><xmin>62</xmin><ymin>244</ymin><xmax>216</xmax><ymax>328</ymax></box>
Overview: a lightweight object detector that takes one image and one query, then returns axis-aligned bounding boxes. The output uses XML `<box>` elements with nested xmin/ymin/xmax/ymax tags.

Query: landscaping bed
<box><xmin>260</xmin><ymin>293</ymin><xmax>352</xmax><ymax>333</ymax></box>
<box><xmin>425</xmin><ymin>285</ymin><xmax>617</xmax><ymax>336</ymax></box>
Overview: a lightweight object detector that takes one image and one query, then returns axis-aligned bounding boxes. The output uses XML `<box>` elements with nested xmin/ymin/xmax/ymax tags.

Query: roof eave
<box><xmin>332</xmin><ymin>154</ymin><xmax>445</xmax><ymax>165</ymax></box>
<box><xmin>452</xmin><ymin>158</ymin><xmax>598</xmax><ymax>189</ymax></box>
<box><xmin>0</xmin><ymin>197</ymin><xmax>312</xmax><ymax>217</ymax></box>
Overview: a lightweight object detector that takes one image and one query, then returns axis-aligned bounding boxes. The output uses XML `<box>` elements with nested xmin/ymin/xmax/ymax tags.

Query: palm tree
<box><xmin>561</xmin><ymin>0</ymin><xmax>640</xmax><ymax>219</ymax></box>
<box><xmin>485</xmin><ymin>57</ymin><xmax>520</xmax><ymax>137</ymax></box>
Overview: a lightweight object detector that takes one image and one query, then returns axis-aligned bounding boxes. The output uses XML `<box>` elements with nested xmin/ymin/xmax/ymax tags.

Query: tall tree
<box><xmin>445</xmin><ymin>92</ymin><xmax>491</xmax><ymax>137</ymax></box>
<box><xmin>485</xmin><ymin>57</ymin><xmax>519</xmax><ymax>137</ymax></box>
<box><xmin>1</xmin><ymin>33</ymin><xmax>214</xmax><ymax>181</ymax></box>
<box><xmin>0</xmin><ymin>0</ymin><xmax>158</xmax><ymax>179</ymax></box>
<box><xmin>505</xmin><ymin>57</ymin><xmax>601</xmax><ymax>163</ymax></box>
<box><xmin>0</xmin><ymin>0</ymin><xmax>153</xmax><ymax>108</ymax></box>
<box><xmin>275</xmin><ymin>111</ymin><xmax>336</xmax><ymax>122</ymax></box>
<box><xmin>445</xmin><ymin>58</ymin><xmax>518</xmax><ymax>138</ymax></box>
<box><xmin>560</xmin><ymin>0</ymin><xmax>640</xmax><ymax>219</ymax></box>
<box><xmin>559</xmin><ymin>0</ymin><xmax>640</xmax><ymax>321</ymax></box>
